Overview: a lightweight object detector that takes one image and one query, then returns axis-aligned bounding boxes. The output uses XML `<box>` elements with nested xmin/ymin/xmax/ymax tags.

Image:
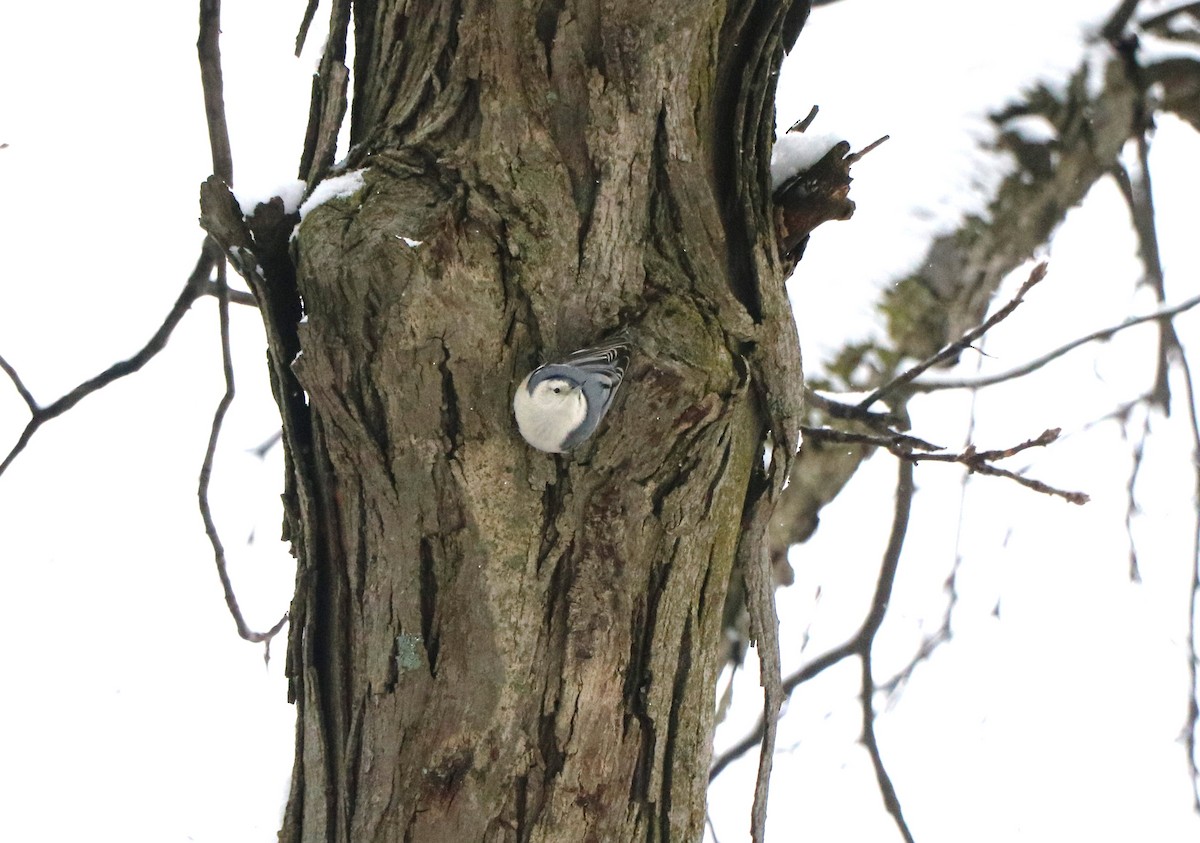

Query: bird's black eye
<box><xmin>552</xmin><ymin>387</ymin><xmax>561</xmax><ymax>394</ymax></box>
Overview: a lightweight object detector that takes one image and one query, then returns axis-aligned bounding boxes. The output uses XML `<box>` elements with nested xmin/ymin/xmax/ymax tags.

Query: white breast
<box><xmin>513</xmin><ymin>375</ymin><xmax>587</xmax><ymax>453</ymax></box>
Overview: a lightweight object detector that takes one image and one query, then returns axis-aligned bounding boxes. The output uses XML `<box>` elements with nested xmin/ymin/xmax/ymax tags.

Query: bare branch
<box><xmin>913</xmin><ymin>428</ymin><xmax>1089</xmax><ymax>504</ymax></box>
<box><xmin>0</xmin><ymin>352</ymin><xmax>38</xmax><ymax>412</ymax></box>
<box><xmin>858</xmin><ymin>262</ymin><xmax>1048</xmax><ymax>410</ymax></box>
<box><xmin>197</xmin><ymin>0</ymin><xmax>234</xmax><ymax>184</ymax></box>
<box><xmin>1121</xmin><ymin>408</ymin><xmax>1149</xmax><ymax>582</ymax></box>
<box><xmin>1173</xmin><ymin>344</ymin><xmax>1200</xmax><ymax>812</ymax></box>
<box><xmin>804</xmin><ymin>388</ymin><xmax>902</xmax><ymax>427</ymax></box>
<box><xmin>801</xmin><ymin>425</ymin><xmax>944</xmax><ymax>453</ymax></box>
<box><xmin>710</xmin><ymin>640</ymin><xmax>858</xmax><ymax>781</ymax></box>
<box><xmin>951</xmin><ymin>456</ymin><xmax>1090</xmax><ymax>505</ymax></box>
<box><xmin>197</xmin><ymin>262</ymin><xmax>288</xmax><ymax>646</ymax></box>
<box><xmin>786</xmin><ymin>105</ymin><xmax>819</xmax><ymax>134</ymax></box>
<box><xmin>295</xmin><ymin>0</ymin><xmax>321</xmax><ymax>57</ymax></box>
<box><xmin>249</xmin><ymin>429</ymin><xmax>284</xmax><ymax>459</ymax></box>
<box><xmin>0</xmin><ymin>245</ymin><xmax>220</xmax><ymax>478</ymax></box>
<box><xmin>201</xmin><ymin>279</ymin><xmax>258</xmax><ymax>307</ymax></box>
<box><xmin>911</xmin><ymin>291</ymin><xmax>1200</xmax><ymax>393</ymax></box>
<box><xmin>914</xmin><ymin>427</ymin><xmax>1060</xmax><ymax>463</ymax></box>
<box><xmin>1112</xmin><ymin>159</ymin><xmax>1181</xmax><ymax>411</ymax></box>
<box><xmin>1139</xmin><ymin>2</ymin><xmax>1200</xmax><ymax>31</ymax></box>
<box><xmin>802</xmin><ymin>426</ymin><xmax>1089</xmax><ymax>504</ymax></box>
<box><xmin>1101</xmin><ymin>0</ymin><xmax>1143</xmax><ymax>42</ymax></box>
<box><xmin>862</xmin><ymin>652</ymin><xmax>916</xmax><ymax>843</ymax></box>
<box><xmin>844</xmin><ymin>134</ymin><xmax>890</xmax><ymax>165</ymax></box>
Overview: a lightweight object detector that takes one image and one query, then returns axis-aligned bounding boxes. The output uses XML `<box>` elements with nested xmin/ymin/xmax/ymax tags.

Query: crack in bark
<box><xmin>307</xmin><ymin>419</ymin><xmax>355</xmax><ymax>843</ymax></box>
<box><xmin>353</xmin><ymin>488</ymin><xmax>370</xmax><ymax>607</ymax></box>
<box><xmin>436</xmin><ymin>340</ymin><xmax>462</xmax><ymax>457</ymax></box>
<box><xmin>713</xmin><ymin>2</ymin><xmax>785</xmax><ymax>322</ymax></box>
<box><xmin>513</xmin><ymin>773</ymin><xmax>531</xmax><ymax>842</ymax></box>
<box><xmin>538</xmin><ymin>708</ymin><xmax>568</xmax><ymax>782</ymax></box>
<box><xmin>344</xmin><ymin>698</ymin><xmax>366</xmax><ymax>837</ymax></box>
<box><xmin>535</xmin><ymin>0</ymin><xmax>565</xmax><ymax>74</ymax></box>
<box><xmin>702</xmin><ymin>428</ymin><xmax>734</xmax><ymax>518</ymax></box>
<box><xmin>418</xmin><ymin>536</ymin><xmax>440</xmax><ymax>676</ymax></box>
<box><xmin>624</xmin><ymin>541</ymin><xmax>677</xmax><ymax>803</ymax></box>
<box><xmin>695</xmin><ymin>545</ymin><xmax>720</xmax><ymax>642</ymax></box>
<box><xmin>658</xmin><ymin>613</ymin><xmax>693</xmax><ymax>843</ymax></box>
<box><xmin>648</xmin><ymin>110</ymin><xmax>708</xmax><ymax>307</ymax></box>
<box><xmin>535</xmin><ymin>481</ymin><xmax>565</xmax><ymax>575</ymax></box>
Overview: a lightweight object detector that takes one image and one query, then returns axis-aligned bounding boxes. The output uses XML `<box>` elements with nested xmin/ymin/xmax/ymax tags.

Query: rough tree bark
<box><xmin>206</xmin><ymin>2</ymin><xmax>809</xmax><ymax>841</ymax></box>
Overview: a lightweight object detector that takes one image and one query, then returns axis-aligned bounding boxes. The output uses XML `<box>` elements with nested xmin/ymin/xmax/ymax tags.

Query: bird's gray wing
<box><xmin>556</xmin><ymin>332</ymin><xmax>631</xmax><ymax>382</ymax></box>
<box><xmin>557</xmin><ymin>332</ymin><xmax>633</xmax><ymax>448</ymax></box>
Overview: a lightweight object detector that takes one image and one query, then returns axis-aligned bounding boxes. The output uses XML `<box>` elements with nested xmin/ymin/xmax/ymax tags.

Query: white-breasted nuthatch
<box><xmin>512</xmin><ymin>332</ymin><xmax>632</xmax><ymax>453</ymax></box>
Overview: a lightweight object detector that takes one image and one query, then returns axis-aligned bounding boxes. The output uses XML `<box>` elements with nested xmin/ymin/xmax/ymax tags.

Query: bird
<box><xmin>512</xmin><ymin>332</ymin><xmax>632</xmax><ymax>453</ymax></box>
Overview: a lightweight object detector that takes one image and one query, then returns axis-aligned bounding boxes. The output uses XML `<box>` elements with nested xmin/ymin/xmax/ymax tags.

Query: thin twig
<box><xmin>911</xmin><ymin>292</ymin><xmax>1200</xmax><ymax>393</ymax></box>
<box><xmin>911</xmin><ymin>427</ymin><xmax>1059</xmax><ymax>463</ymax></box>
<box><xmin>1139</xmin><ymin>1</ymin><xmax>1200</xmax><ymax>31</ymax></box>
<box><xmin>801</xmin><ymin>425</ymin><xmax>944</xmax><ymax>453</ymax></box>
<box><xmin>954</xmin><ymin>459</ymin><xmax>1089</xmax><ymax>505</ymax></box>
<box><xmin>0</xmin><ymin>352</ymin><xmax>38</xmax><ymax>411</ymax></box>
<box><xmin>858</xmin><ymin>261</ymin><xmax>1048</xmax><ymax>410</ymax></box>
<box><xmin>910</xmin><ymin>428</ymin><xmax>1089</xmax><ymax>505</ymax></box>
<box><xmin>801</xmin><ymin>426</ymin><xmax>1089</xmax><ymax>504</ymax></box>
<box><xmin>295</xmin><ymin>0</ymin><xmax>321</xmax><ymax>57</ymax></box>
<box><xmin>1174</xmin><ymin>345</ymin><xmax>1200</xmax><ymax>813</ymax></box>
<box><xmin>249</xmin><ymin>429</ymin><xmax>284</xmax><ymax>459</ymax></box>
<box><xmin>202</xmin><ymin>279</ymin><xmax>258</xmax><ymax>307</ymax></box>
<box><xmin>0</xmin><ymin>246</ymin><xmax>220</xmax><ymax>478</ymax></box>
<box><xmin>865</xmin><ymin>656</ymin><xmax>920</xmax><ymax>828</ymax></box>
<box><xmin>859</xmin><ymin>459</ymin><xmax>917</xmax><ymax>843</ymax></box>
<box><xmin>1122</xmin><ymin>407</ymin><xmax>1149</xmax><ymax>582</ymax></box>
<box><xmin>844</xmin><ymin>134</ymin><xmax>890</xmax><ymax>165</ymax></box>
<box><xmin>805</xmin><ymin>387</ymin><xmax>902</xmax><ymax>426</ymax></box>
<box><xmin>787</xmin><ymin>104</ymin><xmax>819</xmax><ymax>134</ymax></box>
<box><xmin>197</xmin><ymin>263</ymin><xmax>288</xmax><ymax>647</ymax></box>
<box><xmin>195</xmin><ymin>0</ymin><xmax>286</xmax><ymax>650</ymax></box>
<box><xmin>706</xmin><ymin>812</ymin><xmax>723</xmax><ymax>843</ymax></box>
<box><xmin>879</xmin><ymin>623</ymin><xmax>952</xmax><ymax>697</ymax></box>
<box><xmin>711</xmin><ymin>640</ymin><xmax>857</xmax><ymax>781</ymax></box>
<box><xmin>1111</xmin><ymin>153</ymin><xmax>1181</xmax><ymax>412</ymax></box>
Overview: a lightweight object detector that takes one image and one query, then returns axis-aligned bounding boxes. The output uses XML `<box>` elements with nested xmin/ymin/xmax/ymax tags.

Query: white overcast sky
<box><xmin>1</xmin><ymin>1</ymin><xmax>1199</xmax><ymax>842</ymax></box>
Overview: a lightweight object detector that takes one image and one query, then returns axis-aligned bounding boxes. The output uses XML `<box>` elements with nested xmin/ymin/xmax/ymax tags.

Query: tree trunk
<box><xmin>246</xmin><ymin>2</ymin><xmax>807</xmax><ymax>841</ymax></box>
